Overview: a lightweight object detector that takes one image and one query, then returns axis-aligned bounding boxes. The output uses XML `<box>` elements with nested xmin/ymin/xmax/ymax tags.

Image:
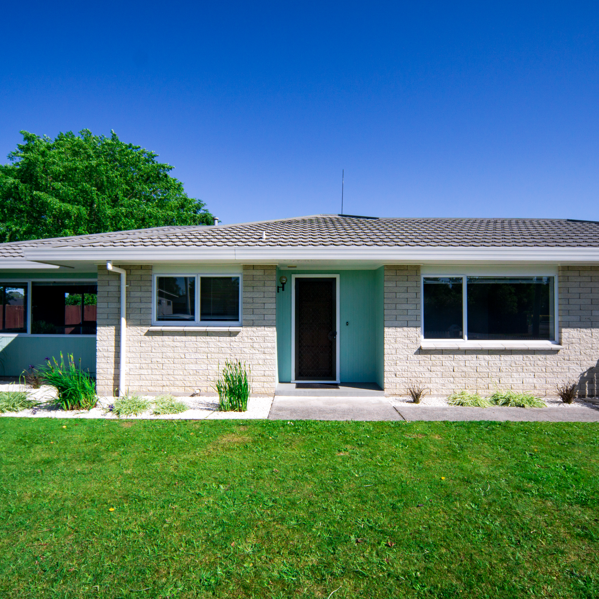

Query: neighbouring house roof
<box><xmin>0</xmin><ymin>226</ymin><xmax>204</xmax><ymax>262</ymax></box>
<box><xmin>3</xmin><ymin>215</ymin><xmax>599</xmax><ymax>266</ymax></box>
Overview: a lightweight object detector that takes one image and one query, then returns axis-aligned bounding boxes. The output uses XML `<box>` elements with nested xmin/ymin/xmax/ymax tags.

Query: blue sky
<box><xmin>1</xmin><ymin>1</ymin><xmax>598</xmax><ymax>224</ymax></box>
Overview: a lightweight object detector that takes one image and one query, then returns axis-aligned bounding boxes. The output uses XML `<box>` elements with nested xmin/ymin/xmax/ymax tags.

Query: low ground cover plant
<box><xmin>448</xmin><ymin>390</ymin><xmax>547</xmax><ymax>408</ymax></box>
<box><xmin>110</xmin><ymin>394</ymin><xmax>151</xmax><ymax>417</ymax></box>
<box><xmin>0</xmin><ymin>390</ymin><xmax>38</xmax><ymax>413</ymax></box>
<box><xmin>447</xmin><ymin>390</ymin><xmax>492</xmax><ymax>407</ymax></box>
<box><xmin>41</xmin><ymin>353</ymin><xmax>97</xmax><ymax>410</ymax></box>
<box><xmin>556</xmin><ymin>381</ymin><xmax>578</xmax><ymax>404</ymax></box>
<box><xmin>152</xmin><ymin>395</ymin><xmax>188</xmax><ymax>415</ymax></box>
<box><xmin>488</xmin><ymin>390</ymin><xmax>546</xmax><ymax>408</ymax></box>
<box><xmin>216</xmin><ymin>360</ymin><xmax>250</xmax><ymax>411</ymax></box>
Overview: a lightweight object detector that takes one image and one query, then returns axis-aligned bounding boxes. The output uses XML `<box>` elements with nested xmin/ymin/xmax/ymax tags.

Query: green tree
<box><xmin>0</xmin><ymin>130</ymin><xmax>213</xmax><ymax>242</ymax></box>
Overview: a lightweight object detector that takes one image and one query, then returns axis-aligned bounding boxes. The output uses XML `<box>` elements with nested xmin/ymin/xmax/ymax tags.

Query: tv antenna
<box><xmin>341</xmin><ymin>169</ymin><xmax>344</xmax><ymax>214</ymax></box>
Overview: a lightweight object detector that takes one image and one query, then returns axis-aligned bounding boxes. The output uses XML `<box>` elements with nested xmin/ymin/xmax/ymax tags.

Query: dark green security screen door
<box><xmin>295</xmin><ymin>278</ymin><xmax>336</xmax><ymax>381</ymax></box>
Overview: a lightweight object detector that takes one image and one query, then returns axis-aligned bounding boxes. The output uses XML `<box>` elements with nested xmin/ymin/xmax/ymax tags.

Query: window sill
<box><xmin>420</xmin><ymin>340</ymin><xmax>562</xmax><ymax>351</ymax></box>
<box><xmin>148</xmin><ymin>326</ymin><xmax>242</xmax><ymax>332</ymax></box>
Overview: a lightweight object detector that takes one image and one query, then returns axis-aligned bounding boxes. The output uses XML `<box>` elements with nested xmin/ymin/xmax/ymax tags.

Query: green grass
<box><xmin>0</xmin><ymin>420</ymin><xmax>598</xmax><ymax>598</ymax></box>
<box><xmin>110</xmin><ymin>394</ymin><xmax>152</xmax><ymax>417</ymax></box>
<box><xmin>447</xmin><ymin>390</ymin><xmax>492</xmax><ymax>407</ymax></box>
<box><xmin>489</xmin><ymin>390</ymin><xmax>547</xmax><ymax>408</ymax></box>
<box><xmin>152</xmin><ymin>394</ymin><xmax>189</xmax><ymax>415</ymax></box>
<box><xmin>0</xmin><ymin>390</ymin><xmax>37</xmax><ymax>413</ymax></box>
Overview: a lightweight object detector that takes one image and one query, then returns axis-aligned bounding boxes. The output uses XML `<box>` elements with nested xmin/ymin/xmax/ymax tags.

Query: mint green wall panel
<box><xmin>374</xmin><ymin>267</ymin><xmax>385</xmax><ymax>389</ymax></box>
<box><xmin>276</xmin><ymin>269</ymin><xmax>384</xmax><ymax>384</ymax></box>
<box><xmin>0</xmin><ymin>336</ymin><xmax>96</xmax><ymax>376</ymax></box>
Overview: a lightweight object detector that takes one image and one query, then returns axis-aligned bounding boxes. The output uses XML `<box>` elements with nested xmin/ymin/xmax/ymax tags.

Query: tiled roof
<box><xmin>2</xmin><ymin>215</ymin><xmax>599</xmax><ymax>258</ymax></box>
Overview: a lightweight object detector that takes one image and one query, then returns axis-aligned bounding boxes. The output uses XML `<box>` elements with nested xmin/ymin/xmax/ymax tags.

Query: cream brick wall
<box><xmin>96</xmin><ymin>264</ymin><xmax>277</xmax><ymax>397</ymax></box>
<box><xmin>384</xmin><ymin>265</ymin><xmax>599</xmax><ymax>397</ymax></box>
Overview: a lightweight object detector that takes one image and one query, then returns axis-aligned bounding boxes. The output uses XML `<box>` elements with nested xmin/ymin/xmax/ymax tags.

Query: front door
<box><xmin>295</xmin><ymin>277</ymin><xmax>337</xmax><ymax>381</ymax></box>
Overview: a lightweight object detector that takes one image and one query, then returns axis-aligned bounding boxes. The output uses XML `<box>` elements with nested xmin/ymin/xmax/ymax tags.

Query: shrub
<box><xmin>41</xmin><ymin>353</ymin><xmax>97</xmax><ymax>410</ymax></box>
<box><xmin>20</xmin><ymin>365</ymin><xmax>44</xmax><ymax>389</ymax></box>
<box><xmin>215</xmin><ymin>360</ymin><xmax>250</xmax><ymax>412</ymax></box>
<box><xmin>152</xmin><ymin>395</ymin><xmax>188</xmax><ymax>415</ymax></box>
<box><xmin>556</xmin><ymin>381</ymin><xmax>577</xmax><ymax>404</ymax></box>
<box><xmin>407</xmin><ymin>384</ymin><xmax>427</xmax><ymax>404</ymax></box>
<box><xmin>488</xmin><ymin>390</ymin><xmax>546</xmax><ymax>408</ymax></box>
<box><xmin>447</xmin><ymin>391</ymin><xmax>492</xmax><ymax>408</ymax></box>
<box><xmin>0</xmin><ymin>390</ymin><xmax>38</xmax><ymax>413</ymax></box>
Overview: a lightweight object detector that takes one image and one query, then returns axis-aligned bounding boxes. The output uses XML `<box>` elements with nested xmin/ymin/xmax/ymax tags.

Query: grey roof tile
<box><xmin>2</xmin><ymin>215</ymin><xmax>599</xmax><ymax>258</ymax></box>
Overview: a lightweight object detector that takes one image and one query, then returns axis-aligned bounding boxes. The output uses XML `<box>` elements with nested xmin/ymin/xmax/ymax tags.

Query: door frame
<box><xmin>291</xmin><ymin>274</ymin><xmax>341</xmax><ymax>384</ymax></box>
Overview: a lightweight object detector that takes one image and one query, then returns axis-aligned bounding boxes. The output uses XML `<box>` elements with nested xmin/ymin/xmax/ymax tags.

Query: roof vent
<box><xmin>214</xmin><ymin>217</ymin><xmax>219</xmax><ymax>226</ymax></box>
<box><xmin>262</xmin><ymin>231</ymin><xmax>266</xmax><ymax>240</ymax></box>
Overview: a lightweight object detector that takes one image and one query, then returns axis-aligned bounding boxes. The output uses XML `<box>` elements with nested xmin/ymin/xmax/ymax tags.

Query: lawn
<box><xmin>0</xmin><ymin>419</ymin><xmax>598</xmax><ymax>598</ymax></box>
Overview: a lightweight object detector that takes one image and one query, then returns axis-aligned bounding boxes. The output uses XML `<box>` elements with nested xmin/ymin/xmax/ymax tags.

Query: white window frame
<box><xmin>0</xmin><ymin>279</ymin><xmax>98</xmax><ymax>338</ymax></box>
<box><xmin>421</xmin><ymin>273</ymin><xmax>559</xmax><ymax>343</ymax></box>
<box><xmin>152</xmin><ymin>274</ymin><xmax>242</xmax><ymax>327</ymax></box>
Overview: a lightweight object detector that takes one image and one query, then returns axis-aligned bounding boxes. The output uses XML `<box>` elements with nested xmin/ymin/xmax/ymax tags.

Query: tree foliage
<box><xmin>0</xmin><ymin>130</ymin><xmax>213</xmax><ymax>242</ymax></box>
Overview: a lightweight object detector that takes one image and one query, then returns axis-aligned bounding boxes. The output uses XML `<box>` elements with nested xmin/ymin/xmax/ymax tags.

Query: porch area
<box><xmin>275</xmin><ymin>267</ymin><xmax>385</xmax><ymax>388</ymax></box>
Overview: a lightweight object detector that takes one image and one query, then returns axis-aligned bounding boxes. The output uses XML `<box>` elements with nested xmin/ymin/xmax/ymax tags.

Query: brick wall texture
<box><xmin>97</xmin><ymin>262</ymin><xmax>598</xmax><ymax>398</ymax></box>
<box><xmin>383</xmin><ymin>265</ymin><xmax>599</xmax><ymax>397</ymax></box>
<box><xmin>96</xmin><ymin>265</ymin><xmax>277</xmax><ymax>397</ymax></box>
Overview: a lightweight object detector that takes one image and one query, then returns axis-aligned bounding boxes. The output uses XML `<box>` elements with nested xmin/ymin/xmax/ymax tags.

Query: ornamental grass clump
<box><xmin>20</xmin><ymin>365</ymin><xmax>44</xmax><ymax>389</ymax></box>
<box><xmin>407</xmin><ymin>384</ymin><xmax>427</xmax><ymax>404</ymax></box>
<box><xmin>110</xmin><ymin>394</ymin><xmax>151</xmax><ymax>417</ymax></box>
<box><xmin>488</xmin><ymin>390</ymin><xmax>546</xmax><ymax>408</ymax></box>
<box><xmin>41</xmin><ymin>353</ymin><xmax>97</xmax><ymax>410</ymax></box>
<box><xmin>215</xmin><ymin>360</ymin><xmax>250</xmax><ymax>412</ymax></box>
<box><xmin>447</xmin><ymin>390</ymin><xmax>492</xmax><ymax>408</ymax></box>
<box><xmin>556</xmin><ymin>381</ymin><xmax>578</xmax><ymax>404</ymax></box>
<box><xmin>0</xmin><ymin>390</ymin><xmax>38</xmax><ymax>413</ymax></box>
<box><xmin>152</xmin><ymin>395</ymin><xmax>188</xmax><ymax>415</ymax></box>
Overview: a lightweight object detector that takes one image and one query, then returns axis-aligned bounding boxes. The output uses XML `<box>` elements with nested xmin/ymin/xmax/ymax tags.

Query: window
<box><xmin>467</xmin><ymin>277</ymin><xmax>554</xmax><ymax>340</ymax></box>
<box><xmin>156</xmin><ymin>277</ymin><xmax>196</xmax><ymax>321</ymax></box>
<box><xmin>423</xmin><ymin>277</ymin><xmax>463</xmax><ymax>339</ymax></box>
<box><xmin>155</xmin><ymin>275</ymin><xmax>241</xmax><ymax>325</ymax></box>
<box><xmin>423</xmin><ymin>276</ymin><xmax>555</xmax><ymax>341</ymax></box>
<box><xmin>200</xmin><ymin>277</ymin><xmax>240</xmax><ymax>321</ymax></box>
<box><xmin>32</xmin><ymin>283</ymin><xmax>97</xmax><ymax>335</ymax></box>
<box><xmin>0</xmin><ymin>284</ymin><xmax>27</xmax><ymax>333</ymax></box>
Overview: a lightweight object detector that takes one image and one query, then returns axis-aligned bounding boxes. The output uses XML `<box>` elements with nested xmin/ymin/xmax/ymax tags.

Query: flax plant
<box><xmin>41</xmin><ymin>353</ymin><xmax>97</xmax><ymax>410</ymax></box>
<box><xmin>215</xmin><ymin>360</ymin><xmax>250</xmax><ymax>412</ymax></box>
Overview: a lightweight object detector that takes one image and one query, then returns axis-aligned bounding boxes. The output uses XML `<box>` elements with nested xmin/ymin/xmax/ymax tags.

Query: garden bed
<box><xmin>0</xmin><ymin>384</ymin><xmax>272</xmax><ymax>420</ymax></box>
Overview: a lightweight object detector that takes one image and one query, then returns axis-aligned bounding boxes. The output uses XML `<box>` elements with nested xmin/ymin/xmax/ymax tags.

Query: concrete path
<box><xmin>269</xmin><ymin>395</ymin><xmax>599</xmax><ymax>422</ymax></box>
<box><xmin>394</xmin><ymin>405</ymin><xmax>599</xmax><ymax>422</ymax></box>
<box><xmin>269</xmin><ymin>396</ymin><xmax>402</xmax><ymax>421</ymax></box>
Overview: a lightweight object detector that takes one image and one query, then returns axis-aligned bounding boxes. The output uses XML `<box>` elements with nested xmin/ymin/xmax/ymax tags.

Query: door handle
<box><xmin>328</xmin><ymin>331</ymin><xmax>337</xmax><ymax>341</ymax></box>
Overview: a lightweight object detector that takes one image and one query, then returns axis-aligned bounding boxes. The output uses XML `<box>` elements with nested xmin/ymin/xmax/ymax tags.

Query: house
<box><xmin>0</xmin><ymin>214</ymin><xmax>598</xmax><ymax>397</ymax></box>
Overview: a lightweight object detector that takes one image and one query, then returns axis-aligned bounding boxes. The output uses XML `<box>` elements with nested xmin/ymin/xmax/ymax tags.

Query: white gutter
<box><xmin>0</xmin><ymin>259</ymin><xmax>60</xmax><ymax>269</ymax></box>
<box><xmin>106</xmin><ymin>261</ymin><xmax>127</xmax><ymax>397</ymax></box>
<box><xmin>23</xmin><ymin>245</ymin><xmax>599</xmax><ymax>263</ymax></box>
